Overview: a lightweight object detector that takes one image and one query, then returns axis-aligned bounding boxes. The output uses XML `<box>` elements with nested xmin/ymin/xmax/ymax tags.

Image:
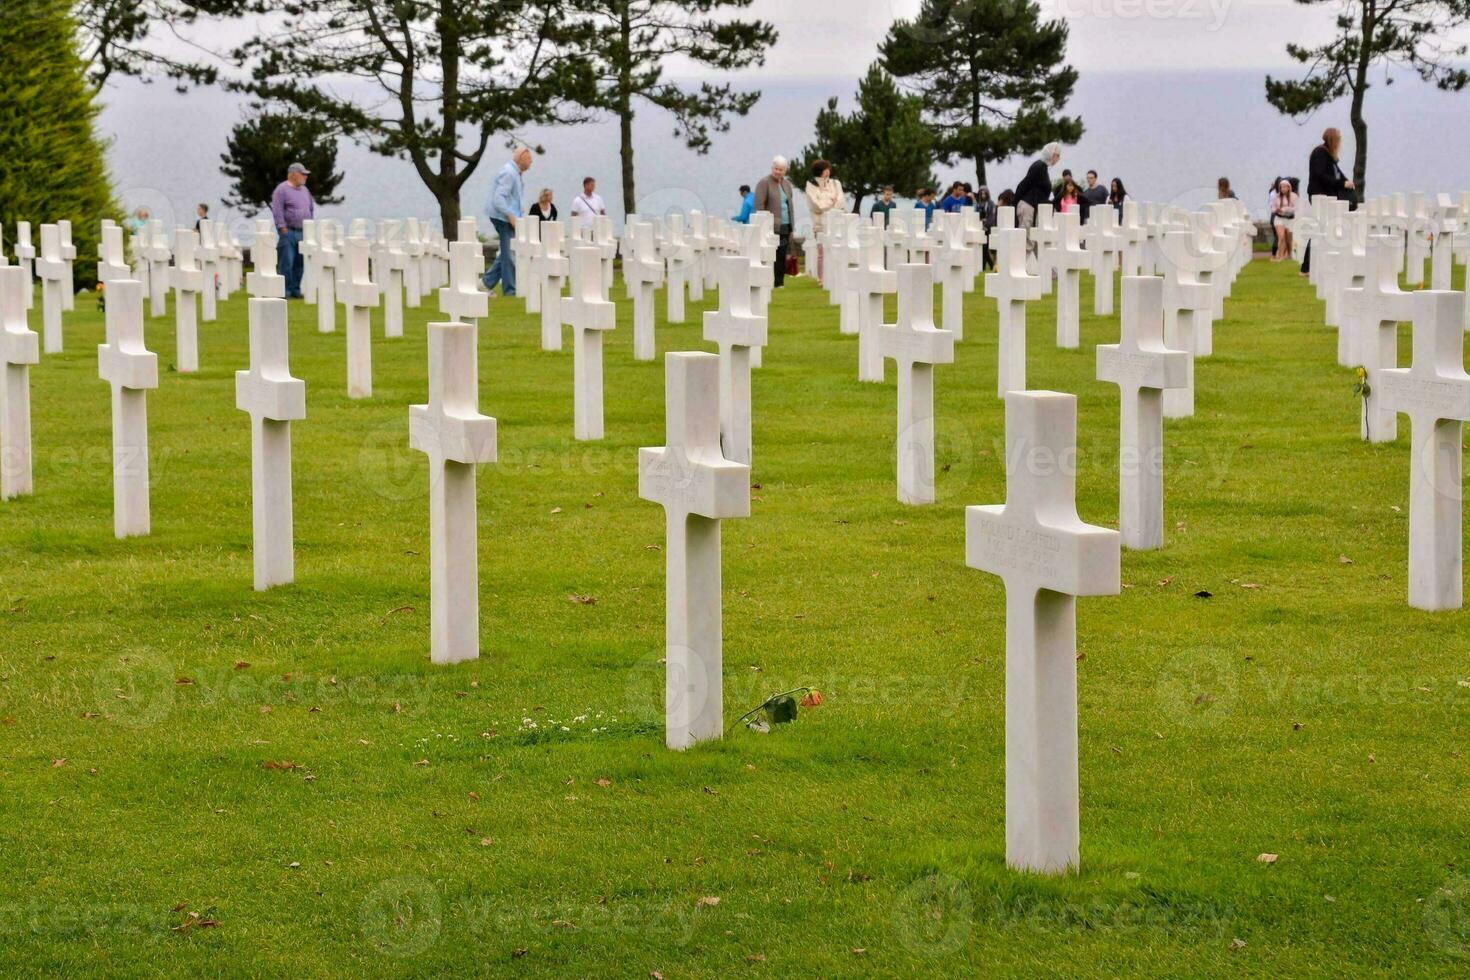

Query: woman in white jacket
<box><xmin>805</xmin><ymin>159</ymin><xmax>845</xmax><ymax>285</ymax></box>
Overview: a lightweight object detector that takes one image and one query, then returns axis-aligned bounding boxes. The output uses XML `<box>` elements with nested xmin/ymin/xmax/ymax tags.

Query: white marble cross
<box><xmin>1083</xmin><ymin>207</ymin><xmax>1123</xmax><ymax>316</ymax></box>
<box><xmin>1119</xmin><ymin>202</ymin><xmax>1146</xmax><ymax>276</ymax></box>
<box><xmin>316</xmin><ymin>223</ymin><xmax>341</xmax><ymax>334</ymax></box>
<box><xmin>378</xmin><ymin>220</ymin><xmax>408</xmax><ymax>338</ymax></box>
<box><xmin>35</xmin><ymin>224</ymin><xmax>66</xmax><ymax>354</ymax></box>
<box><xmin>685</xmin><ymin>213</ymin><xmax>707</xmax><ymax>302</ymax></box>
<box><xmin>247</xmin><ymin>220</ymin><xmax>285</xmax><ymax>299</ymax></box>
<box><xmin>1031</xmin><ymin>204</ymin><xmax>1059</xmax><ymax>294</ymax></box>
<box><xmin>58</xmin><ymin>220</ymin><xmax>77</xmax><ymax>312</ymax></box>
<box><xmin>743</xmin><ymin>216</ymin><xmax>777</xmax><ymax>368</ymax></box>
<box><xmin>301</xmin><ymin>220</ymin><xmax>320</xmax><ymax>305</ymax></box>
<box><xmin>851</xmin><ymin>223</ymin><xmax>896</xmax><ymax>382</ymax></box>
<box><xmin>885</xmin><ymin>208</ymin><xmax>910</xmax><ymax>270</ymax></box>
<box><xmin>638</xmin><ymin>351</ymin><xmax>751</xmax><ymax>750</ymax></box>
<box><xmin>934</xmin><ymin>212</ymin><xmax>976</xmax><ymax>341</ymax></box>
<box><xmin>881</xmin><ymin>263</ymin><xmax>955</xmax><ymax>504</ymax></box>
<box><xmin>0</xmin><ymin>266</ymin><xmax>38</xmax><ymax>499</ymax></box>
<box><xmin>825</xmin><ymin>215</ymin><xmax>858</xmax><ymax>334</ymax></box>
<box><xmin>145</xmin><ymin>221</ymin><xmax>171</xmax><ymax>317</ymax></box>
<box><xmin>1431</xmin><ymin>194</ymin><xmax>1459</xmax><ymax>291</ymax></box>
<box><xmin>984</xmin><ymin>214</ymin><xmax>1043</xmax><ymax>398</ymax></box>
<box><xmin>703</xmin><ymin>255</ymin><xmax>768</xmax><ymax>466</ymax></box>
<box><xmin>1404</xmin><ymin>193</ymin><xmax>1429</xmax><ymax>287</ymax></box>
<box><xmin>409</xmin><ymin>321</ymin><xmax>498</xmax><ymax>663</ymax></box>
<box><xmin>236</xmin><ymin>298</ymin><xmax>306</xmax><ymax>590</ymax></box>
<box><xmin>517</xmin><ymin>216</ymin><xmax>543</xmax><ymax>315</ymax></box>
<box><xmin>1097</xmin><ymin>276</ymin><xmax>1188</xmax><ymax>550</ymax></box>
<box><xmin>1378</xmin><ymin>290</ymin><xmax>1470</xmax><ymax>610</ymax></box>
<box><xmin>98</xmin><ymin>279</ymin><xmax>159</xmax><ymax>538</ymax></box>
<box><xmin>1345</xmin><ymin>236</ymin><xmax>1414</xmax><ymax>443</ymax></box>
<box><xmin>439</xmin><ymin>239</ymin><xmax>488</xmax><ymax>326</ymax></box>
<box><xmin>663</xmin><ymin>215</ymin><xmax>694</xmax><ymax>325</ymax></box>
<box><xmin>1054</xmin><ymin>212</ymin><xmax>1089</xmax><ymax>349</ymax></box>
<box><xmin>1159</xmin><ymin>229</ymin><xmax>1213</xmax><ymax>420</ymax></box>
<box><xmin>197</xmin><ymin>220</ymin><xmax>220</xmax><ymax>323</ymax></box>
<box><xmin>965</xmin><ymin>390</ymin><xmax>1121</xmax><ymax>874</ymax></box>
<box><xmin>14</xmin><ymin>222</ymin><xmax>36</xmax><ymax>312</ymax></box>
<box><xmin>342</xmin><ymin>236</ymin><xmax>380</xmax><ymax>399</ymax></box>
<box><xmin>170</xmin><ymin>229</ymin><xmax>204</xmax><ymax>372</ymax></box>
<box><xmin>537</xmin><ymin>221</ymin><xmax>570</xmax><ymax>351</ymax></box>
<box><xmin>403</xmin><ymin>218</ymin><xmax>425</xmax><ymax>308</ymax></box>
<box><xmin>564</xmin><ymin>245</ymin><xmax>616</xmax><ymax>440</ymax></box>
<box><xmin>626</xmin><ymin>222</ymin><xmax>664</xmax><ymax>361</ymax></box>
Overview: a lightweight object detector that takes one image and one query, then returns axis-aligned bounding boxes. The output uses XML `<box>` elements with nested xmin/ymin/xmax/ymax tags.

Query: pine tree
<box><xmin>795</xmin><ymin>65</ymin><xmax>938</xmax><ymax>215</ymax></box>
<box><xmin>0</xmin><ymin>0</ymin><xmax>118</xmax><ymax>287</ymax></box>
<box><xmin>568</xmin><ymin>0</ymin><xmax>778</xmax><ymax>215</ymax></box>
<box><xmin>1265</xmin><ymin>0</ymin><xmax>1470</xmax><ymax>195</ymax></box>
<box><xmin>880</xmin><ymin>0</ymin><xmax>1081</xmax><ymax>188</ymax></box>
<box><xmin>220</xmin><ymin>109</ymin><xmax>346</xmax><ymax>215</ymax></box>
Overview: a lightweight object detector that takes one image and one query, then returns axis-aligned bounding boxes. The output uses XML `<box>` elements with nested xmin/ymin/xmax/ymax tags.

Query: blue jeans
<box><xmin>481</xmin><ymin>218</ymin><xmax>515</xmax><ymax>296</ymax></box>
<box><xmin>277</xmin><ymin>227</ymin><xmax>304</xmax><ymax>297</ymax></box>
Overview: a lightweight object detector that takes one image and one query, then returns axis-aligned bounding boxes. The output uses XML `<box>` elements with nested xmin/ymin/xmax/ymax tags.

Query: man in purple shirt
<box><xmin>271</xmin><ymin>162</ymin><xmax>316</xmax><ymax>298</ymax></box>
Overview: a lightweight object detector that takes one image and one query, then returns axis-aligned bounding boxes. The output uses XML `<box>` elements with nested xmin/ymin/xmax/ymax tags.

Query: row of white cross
<box><xmin>0</xmin><ymin>199</ymin><xmax>1253</xmax><ymax>881</ymax></box>
<box><xmin>789</xmin><ymin>198</ymin><xmax>1259</xmax><ymax>875</ymax></box>
<box><xmin>1297</xmin><ymin>189</ymin><xmax>1470</xmax><ymax>612</ymax></box>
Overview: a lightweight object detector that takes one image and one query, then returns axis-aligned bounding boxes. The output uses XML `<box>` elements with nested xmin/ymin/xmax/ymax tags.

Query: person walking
<box><xmin>870</xmin><ymin>185</ymin><xmax>897</xmax><ymax>223</ymax></box>
<box><xmin>1054</xmin><ymin>174</ymin><xmax>1082</xmax><ymax>214</ymax></box>
<box><xmin>913</xmin><ymin>187</ymin><xmax>937</xmax><ymax>229</ymax></box>
<box><xmin>568</xmin><ymin>177</ymin><xmax>606</xmax><ymax>231</ymax></box>
<box><xmin>1302</xmin><ymin>127</ymin><xmax>1355</xmax><ymax>275</ymax></box>
<box><xmin>804</xmin><ymin>159</ymin><xmax>844</xmax><ymax>285</ymax></box>
<box><xmin>124</xmin><ymin>207</ymin><xmax>149</xmax><ymax>236</ymax></box>
<box><xmin>976</xmin><ymin>185</ymin><xmax>997</xmax><ymax>270</ymax></box>
<box><xmin>194</xmin><ymin>203</ymin><xmax>209</xmax><ymax>232</ymax></box>
<box><xmin>1015</xmin><ymin>142</ymin><xmax>1060</xmax><ymax>243</ymax></box>
<box><xmin>755</xmin><ymin>156</ymin><xmax>797</xmax><ymax>288</ymax></box>
<box><xmin>270</xmin><ymin>162</ymin><xmax>315</xmax><ymax>299</ymax></box>
<box><xmin>530</xmin><ymin>188</ymin><xmax>558</xmax><ymax>223</ymax></box>
<box><xmin>733</xmin><ymin>185</ymin><xmax>755</xmax><ymax>224</ymax></box>
<box><xmin>1108</xmin><ymin>178</ymin><xmax>1128</xmax><ymax>217</ymax></box>
<box><xmin>939</xmin><ymin>182</ymin><xmax>967</xmax><ymax>213</ymax></box>
<box><xmin>482</xmin><ymin>146</ymin><xmax>531</xmax><ymax>296</ymax></box>
<box><xmin>1270</xmin><ymin>177</ymin><xmax>1299</xmax><ymax>262</ymax></box>
<box><xmin>1217</xmin><ymin>177</ymin><xmax>1238</xmax><ymax>200</ymax></box>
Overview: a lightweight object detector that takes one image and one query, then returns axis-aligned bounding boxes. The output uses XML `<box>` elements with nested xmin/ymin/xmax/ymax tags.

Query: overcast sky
<box><xmin>724</xmin><ymin>0</ymin><xmax>1469</xmax><ymax>76</ymax></box>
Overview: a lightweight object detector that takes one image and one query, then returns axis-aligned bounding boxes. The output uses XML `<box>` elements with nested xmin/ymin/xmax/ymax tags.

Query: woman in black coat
<box><xmin>1302</xmin><ymin>127</ymin><xmax>1355</xmax><ymax>274</ymax></box>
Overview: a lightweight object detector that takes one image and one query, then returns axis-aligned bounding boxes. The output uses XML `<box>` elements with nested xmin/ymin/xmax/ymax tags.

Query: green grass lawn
<box><xmin>2</xmin><ymin>255</ymin><xmax>1467</xmax><ymax>977</ymax></box>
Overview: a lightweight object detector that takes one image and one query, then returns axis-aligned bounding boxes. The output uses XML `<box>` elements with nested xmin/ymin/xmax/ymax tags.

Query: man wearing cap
<box><xmin>271</xmin><ymin>162</ymin><xmax>316</xmax><ymax>299</ymax></box>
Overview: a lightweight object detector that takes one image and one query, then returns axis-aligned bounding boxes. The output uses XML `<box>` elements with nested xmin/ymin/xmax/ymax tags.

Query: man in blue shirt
<box><xmin>913</xmin><ymin>187</ymin><xmax>937</xmax><ymax>229</ymax></box>
<box><xmin>732</xmin><ymin>184</ymin><xmax>755</xmax><ymax>224</ymax></box>
<box><xmin>482</xmin><ymin>146</ymin><xmax>532</xmax><ymax>296</ymax></box>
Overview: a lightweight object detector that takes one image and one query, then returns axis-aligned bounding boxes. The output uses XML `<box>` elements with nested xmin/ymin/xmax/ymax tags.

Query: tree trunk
<box><xmin>1350</xmin><ymin>3</ymin><xmax>1373</xmax><ymax>198</ymax></box>
<box><xmin>973</xmin><ymin>156</ymin><xmax>988</xmax><ymax>190</ymax></box>
<box><xmin>617</xmin><ymin>4</ymin><xmax>636</xmax><ymax>215</ymax></box>
<box><xmin>619</xmin><ymin>94</ymin><xmax>635</xmax><ymax>216</ymax></box>
<box><xmin>439</xmin><ymin>194</ymin><xmax>461</xmax><ymax>238</ymax></box>
<box><xmin>438</xmin><ymin>0</ymin><xmax>463</xmax><ymax>234</ymax></box>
